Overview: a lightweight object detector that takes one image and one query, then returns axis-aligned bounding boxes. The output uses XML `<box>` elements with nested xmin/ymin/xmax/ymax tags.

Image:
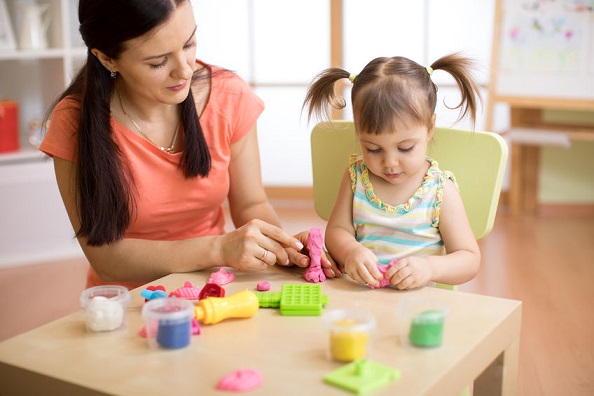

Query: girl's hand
<box><xmin>218</xmin><ymin>219</ymin><xmax>304</xmax><ymax>271</ymax></box>
<box><xmin>343</xmin><ymin>246</ymin><xmax>383</xmax><ymax>287</ymax></box>
<box><xmin>385</xmin><ymin>256</ymin><xmax>432</xmax><ymax>290</ymax></box>
<box><xmin>282</xmin><ymin>231</ymin><xmax>343</xmax><ymax>278</ymax></box>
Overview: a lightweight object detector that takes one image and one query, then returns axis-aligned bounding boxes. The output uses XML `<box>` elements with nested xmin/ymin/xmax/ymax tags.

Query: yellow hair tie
<box><xmin>425</xmin><ymin>66</ymin><xmax>433</xmax><ymax>75</ymax></box>
<box><xmin>348</xmin><ymin>74</ymin><xmax>357</xmax><ymax>83</ymax></box>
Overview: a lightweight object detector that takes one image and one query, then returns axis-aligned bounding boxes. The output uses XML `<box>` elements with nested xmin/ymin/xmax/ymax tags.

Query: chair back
<box><xmin>311</xmin><ymin>121</ymin><xmax>508</xmax><ymax>240</ymax></box>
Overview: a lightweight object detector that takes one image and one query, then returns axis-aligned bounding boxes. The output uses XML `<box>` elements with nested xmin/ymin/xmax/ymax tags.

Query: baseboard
<box><xmin>264</xmin><ymin>186</ymin><xmax>313</xmax><ymax>200</ymax></box>
<box><xmin>538</xmin><ymin>204</ymin><xmax>594</xmax><ymax>217</ymax></box>
<box><xmin>0</xmin><ymin>246</ymin><xmax>85</xmax><ymax>269</ymax></box>
<box><xmin>499</xmin><ymin>191</ymin><xmax>594</xmax><ymax>217</ymax></box>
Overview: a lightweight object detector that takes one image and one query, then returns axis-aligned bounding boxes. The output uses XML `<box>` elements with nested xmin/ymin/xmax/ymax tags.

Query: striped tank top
<box><xmin>349</xmin><ymin>154</ymin><xmax>457</xmax><ymax>266</ymax></box>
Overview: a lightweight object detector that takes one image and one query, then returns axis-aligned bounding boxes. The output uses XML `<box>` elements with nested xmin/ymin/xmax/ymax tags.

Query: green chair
<box><xmin>310</xmin><ymin>121</ymin><xmax>508</xmax><ymax>290</ymax></box>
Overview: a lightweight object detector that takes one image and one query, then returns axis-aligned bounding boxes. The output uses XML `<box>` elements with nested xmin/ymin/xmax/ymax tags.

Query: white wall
<box><xmin>0</xmin><ymin>157</ymin><xmax>83</xmax><ymax>268</ymax></box>
<box><xmin>193</xmin><ymin>0</ymin><xmax>498</xmax><ymax>186</ymax></box>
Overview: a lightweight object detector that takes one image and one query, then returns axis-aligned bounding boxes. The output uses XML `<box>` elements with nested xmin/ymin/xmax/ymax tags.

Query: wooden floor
<box><xmin>1</xmin><ymin>202</ymin><xmax>593</xmax><ymax>395</ymax></box>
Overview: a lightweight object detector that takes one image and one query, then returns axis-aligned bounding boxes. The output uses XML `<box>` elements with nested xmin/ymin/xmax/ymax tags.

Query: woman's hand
<box><xmin>280</xmin><ymin>230</ymin><xmax>343</xmax><ymax>278</ymax></box>
<box><xmin>217</xmin><ymin>219</ymin><xmax>304</xmax><ymax>271</ymax></box>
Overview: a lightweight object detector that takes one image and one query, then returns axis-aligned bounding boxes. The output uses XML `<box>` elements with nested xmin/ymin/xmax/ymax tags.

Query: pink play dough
<box><xmin>369</xmin><ymin>260</ymin><xmax>398</xmax><ymax>289</ymax></box>
<box><xmin>303</xmin><ymin>227</ymin><xmax>326</xmax><ymax>283</ymax></box>
<box><xmin>216</xmin><ymin>369</ymin><xmax>263</xmax><ymax>392</ymax></box>
<box><xmin>169</xmin><ymin>281</ymin><xmax>201</xmax><ymax>299</ymax></box>
<box><xmin>208</xmin><ymin>267</ymin><xmax>235</xmax><ymax>285</ymax></box>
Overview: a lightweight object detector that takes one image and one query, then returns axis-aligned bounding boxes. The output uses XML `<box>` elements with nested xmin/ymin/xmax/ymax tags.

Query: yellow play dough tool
<box><xmin>194</xmin><ymin>289</ymin><xmax>259</xmax><ymax>325</ymax></box>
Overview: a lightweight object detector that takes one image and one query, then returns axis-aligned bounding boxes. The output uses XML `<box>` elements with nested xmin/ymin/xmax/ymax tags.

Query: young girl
<box><xmin>303</xmin><ymin>53</ymin><xmax>481</xmax><ymax>290</ymax></box>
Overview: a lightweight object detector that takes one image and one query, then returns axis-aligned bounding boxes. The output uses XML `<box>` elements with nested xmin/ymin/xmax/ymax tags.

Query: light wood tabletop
<box><xmin>0</xmin><ymin>267</ymin><xmax>521</xmax><ymax>395</ymax></box>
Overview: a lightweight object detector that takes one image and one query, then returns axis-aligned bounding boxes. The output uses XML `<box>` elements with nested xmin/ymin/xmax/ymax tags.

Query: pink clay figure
<box><xmin>304</xmin><ymin>227</ymin><xmax>326</xmax><ymax>283</ymax></box>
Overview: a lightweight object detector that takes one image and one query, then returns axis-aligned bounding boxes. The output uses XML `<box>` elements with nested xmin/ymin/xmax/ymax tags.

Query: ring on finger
<box><xmin>259</xmin><ymin>249</ymin><xmax>269</xmax><ymax>261</ymax></box>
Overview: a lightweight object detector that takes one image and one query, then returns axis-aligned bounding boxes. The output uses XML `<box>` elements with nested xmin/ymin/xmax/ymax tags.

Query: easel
<box><xmin>486</xmin><ymin>0</ymin><xmax>594</xmax><ymax>216</ymax></box>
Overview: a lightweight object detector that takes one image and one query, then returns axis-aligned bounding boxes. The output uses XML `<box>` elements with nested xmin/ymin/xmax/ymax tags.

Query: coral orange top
<box><xmin>39</xmin><ymin>64</ymin><xmax>264</xmax><ymax>289</ymax></box>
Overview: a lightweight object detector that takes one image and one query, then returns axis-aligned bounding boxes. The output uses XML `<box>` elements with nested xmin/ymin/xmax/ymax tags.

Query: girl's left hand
<box><xmin>282</xmin><ymin>231</ymin><xmax>343</xmax><ymax>278</ymax></box>
<box><xmin>385</xmin><ymin>256</ymin><xmax>432</xmax><ymax>290</ymax></box>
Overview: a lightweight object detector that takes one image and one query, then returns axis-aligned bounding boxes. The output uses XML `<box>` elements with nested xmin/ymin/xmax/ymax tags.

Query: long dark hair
<box><xmin>44</xmin><ymin>0</ymin><xmax>211</xmax><ymax>246</ymax></box>
<box><xmin>303</xmin><ymin>52</ymin><xmax>481</xmax><ymax>134</ymax></box>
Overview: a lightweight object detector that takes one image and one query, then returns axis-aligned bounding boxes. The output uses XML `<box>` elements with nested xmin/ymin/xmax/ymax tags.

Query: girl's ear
<box><xmin>427</xmin><ymin>114</ymin><xmax>436</xmax><ymax>140</ymax></box>
<box><xmin>91</xmin><ymin>48</ymin><xmax>117</xmax><ymax>74</ymax></box>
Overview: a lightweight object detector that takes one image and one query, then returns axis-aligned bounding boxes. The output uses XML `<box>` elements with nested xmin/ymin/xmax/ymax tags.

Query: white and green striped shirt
<box><xmin>349</xmin><ymin>155</ymin><xmax>457</xmax><ymax>266</ymax></box>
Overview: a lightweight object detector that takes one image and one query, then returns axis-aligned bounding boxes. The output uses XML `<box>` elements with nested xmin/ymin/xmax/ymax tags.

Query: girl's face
<box><xmin>110</xmin><ymin>1</ymin><xmax>197</xmax><ymax>107</ymax></box>
<box><xmin>358</xmin><ymin>121</ymin><xmax>434</xmax><ymax>187</ymax></box>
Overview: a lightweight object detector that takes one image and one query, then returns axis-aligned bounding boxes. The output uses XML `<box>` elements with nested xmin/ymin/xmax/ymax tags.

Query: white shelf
<box><xmin>0</xmin><ymin>46</ymin><xmax>85</xmax><ymax>60</ymax></box>
<box><xmin>0</xmin><ymin>148</ymin><xmax>46</xmax><ymax>165</ymax></box>
<box><xmin>0</xmin><ymin>0</ymin><xmax>82</xmax><ymax>165</ymax></box>
<box><xmin>0</xmin><ymin>0</ymin><xmax>82</xmax><ymax>267</ymax></box>
<box><xmin>0</xmin><ymin>48</ymin><xmax>66</xmax><ymax>60</ymax></box>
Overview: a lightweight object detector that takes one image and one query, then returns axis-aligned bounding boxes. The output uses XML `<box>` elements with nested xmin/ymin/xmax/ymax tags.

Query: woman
<box><xmin>40</xmin><ymin>0</ymin><xmax>338</xmax><ymax>289</ymax></box>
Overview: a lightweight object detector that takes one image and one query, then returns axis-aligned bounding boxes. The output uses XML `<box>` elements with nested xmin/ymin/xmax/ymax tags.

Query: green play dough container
<box><xmin>408</xmin><ymin>309</ymin><xmax>446</xmax><ymax>347</ymax></box>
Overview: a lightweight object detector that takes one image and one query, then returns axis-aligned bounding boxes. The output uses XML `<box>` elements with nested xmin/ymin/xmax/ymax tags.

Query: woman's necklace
<box><xmin>116</xmin><ymin>89</ymin><xmax>179</xmax><ymax>154</ymax></box>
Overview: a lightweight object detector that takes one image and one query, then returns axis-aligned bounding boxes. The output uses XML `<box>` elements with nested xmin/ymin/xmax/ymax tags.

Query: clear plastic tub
<box><xmin>141</xmin><ymin>298</ymin><xmax>195</xmax><ymax>349</ymax></box>
<box><xmin>397</xmin><ymin>297</ymin><xmax>448</xmax><ymax>348</ymax></box>
<box><xmin>80</xmin><ymin>285</ymin><xmax>131</xmax><ymax>332</ymax></box>
<box><xmin>323</xmin><ymin>309</ymin><xmax>376</xmax><ymax>362</ymax></box>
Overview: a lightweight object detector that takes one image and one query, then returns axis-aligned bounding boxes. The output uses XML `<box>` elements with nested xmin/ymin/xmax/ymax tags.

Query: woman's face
<box><xmin>111</xmin><ymin>1</ymin><xmax>197</xmax><ymax>107</ymax></box>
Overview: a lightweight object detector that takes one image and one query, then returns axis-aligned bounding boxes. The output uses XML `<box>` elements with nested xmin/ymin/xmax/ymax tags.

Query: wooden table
<box><xmin>0</xmin><ymin>268</ymin><xmax>522</xmax><ymax>395</ymax></box>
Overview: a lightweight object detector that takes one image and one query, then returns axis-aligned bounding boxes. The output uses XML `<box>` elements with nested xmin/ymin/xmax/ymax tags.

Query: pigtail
<box><xmin>43</xmin><ymin>53</ymin><xmax>136</xmax><ymax>246</ymax></box>
<box><xmin>77</xmin><ymin>53</ymin><xmax>136</xmax><ymax>246</ymax></box>
<box><xmin>303</xmin><ymin>68</ymin><xmax>351</xmax><ymax>122</ymax></box>
<box><xmin>180</xmin><ymin>85</ymin><xmax>211</xmax><ymax>179</ymax></box>
<box><xmin>429</xmin><ymin>53</ymin><xmax>482</xmax><ymax>129</ymax></box>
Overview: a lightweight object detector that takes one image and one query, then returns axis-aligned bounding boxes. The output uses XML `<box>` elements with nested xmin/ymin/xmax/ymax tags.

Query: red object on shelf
<box><xmin>0</xmin><ymin>101</ymin><xmax>19</xmax><ymax>153</ymax></box>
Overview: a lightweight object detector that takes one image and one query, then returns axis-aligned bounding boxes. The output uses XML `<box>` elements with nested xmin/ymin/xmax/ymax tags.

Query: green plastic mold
<box><xmin>324</xmin><ymin>359</ymin><xmax>400</xmax><ymax>395</ymax></box>
<box><xmin>255</xmin><ymin>284</ymin><xmax>329</xmax><ymax>316</ymax></box>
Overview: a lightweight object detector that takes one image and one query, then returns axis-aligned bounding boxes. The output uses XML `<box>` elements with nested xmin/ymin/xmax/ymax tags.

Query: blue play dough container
<box><xmin>142</xmin><ymin>298</ymin><xmax>195</xmax><ymax>349</ymax></box>
<box><xmin>157</xmin><ymin>316</ymin><xmax>192</xmax><ymax>349</ymax></box>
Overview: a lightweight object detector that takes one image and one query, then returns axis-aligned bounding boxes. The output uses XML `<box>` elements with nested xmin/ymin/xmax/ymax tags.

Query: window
<box><xmin>194</xmin><ymin>0</ymin><xmax>494</xmax><ymax>186</ymax></box>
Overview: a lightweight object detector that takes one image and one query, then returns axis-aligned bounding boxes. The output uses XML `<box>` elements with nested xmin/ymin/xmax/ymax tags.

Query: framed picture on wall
<box><xmin>0</xmin><ymin>0</ymin><xmax>17</xmax><ymax>50</ymax></box>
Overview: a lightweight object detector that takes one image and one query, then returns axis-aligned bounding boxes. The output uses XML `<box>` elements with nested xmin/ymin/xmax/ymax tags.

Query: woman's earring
<box><xmin>110</xmin><ymin>71</ymin><xmax>117</xmax><ymax>79</ymax></box>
